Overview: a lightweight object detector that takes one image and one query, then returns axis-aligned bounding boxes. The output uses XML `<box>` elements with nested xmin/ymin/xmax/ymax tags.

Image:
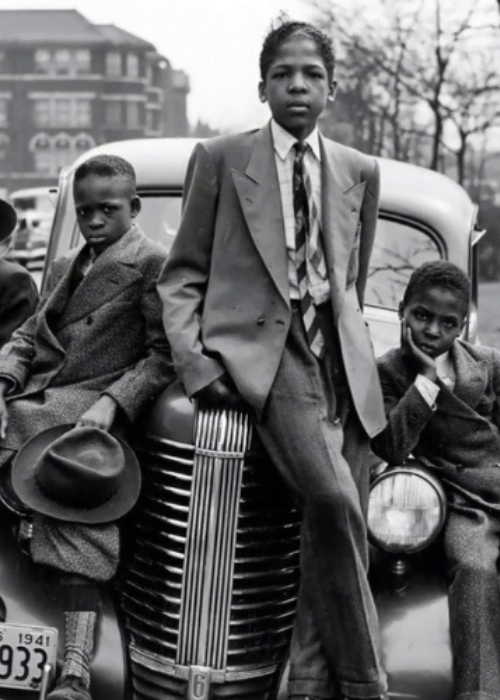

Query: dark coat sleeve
<box><xmin>156</xmin><ymin>143</ymin><xmax>226</xmax><ymax>398</ymax></box>
<box><xmin>0</xmin><ymin>258</ymin><xmax>67</xmax><ymax>392</ymax></box>
<box><xmin>0</xmin><ymin>267</ymin><xmax>39</xmax><ymax>350</ymax></box>
<box><xmin>371</xmin><ymin>356</ymin><xmax>436</xmax><ymax>464</ymax></box>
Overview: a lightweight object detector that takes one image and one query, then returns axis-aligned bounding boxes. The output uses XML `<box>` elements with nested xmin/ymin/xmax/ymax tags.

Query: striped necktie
<box><xmin>293</xmin><ymin>141</ymin><xmax>324</xmax><ymax>358</ymax></box>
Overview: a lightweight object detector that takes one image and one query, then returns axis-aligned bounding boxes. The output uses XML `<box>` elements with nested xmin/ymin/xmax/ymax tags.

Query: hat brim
<box><xmin>0</xmin><ymin>199</ymin><xmax>17</xmax><ymax>243</ymax></box>
<box><xmin>12</xmin><ymin>424</ymin><xmax>141</xmax><ymax>524</ymax></box>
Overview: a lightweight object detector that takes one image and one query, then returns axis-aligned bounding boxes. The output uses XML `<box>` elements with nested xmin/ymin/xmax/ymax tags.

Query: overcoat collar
<box><xmin>232</xmin><ymin>122</ymin><xmax>363</xmax><ymax>313</ymax></box>
<box><xmin>45</xmin><ymin>225</ymin><xmax>144</xmax><ymax>332</ymax></box>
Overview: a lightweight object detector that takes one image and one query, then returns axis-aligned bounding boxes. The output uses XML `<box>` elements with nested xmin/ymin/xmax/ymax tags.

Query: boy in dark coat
<box><xmin>0</xmin><ymin>197</ymin><xmax>39</xmax><ymax>348</ymax></box>
<box><xmin>158</xmin><ymin>19</ymin><xmax>387</xmax><ymax>700</ymax></box>
<box><xmin>373</xmin><ymin>260</ymin><xmax>500</xmax><ymax>700</ymax></box>
<box><xmin>0</xmin><ymin>155</ymin><xmax>173</xmax><ymax>700</ymax></box>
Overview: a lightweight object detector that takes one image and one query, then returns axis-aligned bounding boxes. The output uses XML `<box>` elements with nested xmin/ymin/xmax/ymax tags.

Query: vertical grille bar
<box><xmin>177</xmin><ymin>406</ymin><xmax>251</xmax><ymax>669</ymax></box>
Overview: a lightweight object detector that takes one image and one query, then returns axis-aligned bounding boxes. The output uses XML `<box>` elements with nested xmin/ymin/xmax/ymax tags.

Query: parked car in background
<box><xmin>0</xmin><ymin>138</ymin><xmax>482</xmax><ymax>700</ymax></box>
<box><xmin>6</xmin><ymin>187</ymin><xmax>57</xmax><ymax>271</ymax></box>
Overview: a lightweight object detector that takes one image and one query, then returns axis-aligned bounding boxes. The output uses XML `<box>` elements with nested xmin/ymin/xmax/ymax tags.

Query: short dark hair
<box><xmin>73</xmin><ymin>154</ymin><xmax>137</xmax><ymax>197</ymax></box>
<box><xmin>403</xmin><ymin>261</ymin><xmax>471</xmax><ymax>314</ymax></box>
<box><xmin>260</xmin><ymin>19</ymin><xmax>335</xmax><ymax>82</ymax></box>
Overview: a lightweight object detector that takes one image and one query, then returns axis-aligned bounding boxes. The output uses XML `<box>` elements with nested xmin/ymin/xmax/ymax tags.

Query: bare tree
<box><xmin>311</xmin><ymin>0</ymin><xmax>500</xmax><ymax>176</ymax></box>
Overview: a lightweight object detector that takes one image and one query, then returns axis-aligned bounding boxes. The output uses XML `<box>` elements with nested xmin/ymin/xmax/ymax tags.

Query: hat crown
<box><xmin>34</xmin><ymin>428</ymin><xmax>125</xmax><ymax>510</ymax></box>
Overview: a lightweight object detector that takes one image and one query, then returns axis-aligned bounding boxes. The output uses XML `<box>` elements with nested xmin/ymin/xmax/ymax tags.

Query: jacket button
<box><xmin>86</xmin><ymin>316</ymin><xmax>93</xmax><ymax>325</ymax></box>
<box><xmin>456</xmin><ymin>464</ymin><xmax>465</xmax><ymax>472</ymax></box>
<box><xmin>257</xmin><ymin>317</ymin><xmax>265</xmax><ymax>325</ymax></box>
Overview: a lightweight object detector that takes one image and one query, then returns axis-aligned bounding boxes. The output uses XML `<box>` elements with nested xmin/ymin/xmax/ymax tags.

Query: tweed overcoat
<box><xmin>157</xmin><ymin>123</ymin><xmax>385</xmax><ymax>436</ymax></box>
<box><xmin>0</xmin><ymin>258</ymin><xmax>39</xmax><ymax>349</ymax></box>
<box><xmin>372</xmin><ymin>340</ymin><xmax>500</xmax><ymax>512</ymax></box>
<box><xmin>0</xmin><ymin>225</ymin><xmax>173</xmax><ymax>468</ymax></box>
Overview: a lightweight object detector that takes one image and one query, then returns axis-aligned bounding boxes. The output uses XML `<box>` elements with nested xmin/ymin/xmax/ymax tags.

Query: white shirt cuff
<box><xmin>414</xmin><ymin>374</ymin><xmax>440</xmax><ymax>409</ymax></box>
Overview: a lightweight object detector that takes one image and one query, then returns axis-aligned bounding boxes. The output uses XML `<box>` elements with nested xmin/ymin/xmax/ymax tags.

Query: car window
<box><xmin>365</xmin><ymin>218</ymin><xmax>443</xmax><ymax>309</ymax></box>
<box><xmin>135</xmin><ymin>194</ymin><xmax>182</xmax><ymax>252</ymax></box>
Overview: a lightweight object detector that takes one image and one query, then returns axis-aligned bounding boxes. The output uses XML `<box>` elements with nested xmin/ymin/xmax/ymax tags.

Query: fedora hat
<box><xmin>12</xmin><ymin>424</ymin><xmax>141</xmax><ymax>524</ymax></box>
<box><xmin>0</xmin><ymin>198</ymin><xmax>17</xmax><ymax>243</ymax></box>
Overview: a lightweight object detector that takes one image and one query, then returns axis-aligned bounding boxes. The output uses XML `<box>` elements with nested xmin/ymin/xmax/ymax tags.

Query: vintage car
<box><xmin>0</xmin><ymin>137</ymin><xmax>483</xmax><ymax>700</ymax></box>
<box><xmin>5</xmin><ymin>187</ymin><xmax>57</xmax><ymax>271</ymax></box>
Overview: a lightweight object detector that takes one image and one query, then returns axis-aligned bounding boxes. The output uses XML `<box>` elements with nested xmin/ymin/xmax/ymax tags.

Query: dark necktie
<box><xmin>293</xmin><ymin>142</ymin><xmax>324</xmax><ymax>357</ymax></box>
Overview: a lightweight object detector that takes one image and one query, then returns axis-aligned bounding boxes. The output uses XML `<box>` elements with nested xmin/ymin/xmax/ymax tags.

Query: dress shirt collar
<box><xmin>270</xmin><ymin>119</ymin><xmax>321</xmax><ymax>162</ymax></box>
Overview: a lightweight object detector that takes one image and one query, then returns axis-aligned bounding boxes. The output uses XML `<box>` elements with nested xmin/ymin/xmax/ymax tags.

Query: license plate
<box><xmin>0</xmin><ymin>623</ymin><xmax>58</xmax><ymax>690</ymax></box>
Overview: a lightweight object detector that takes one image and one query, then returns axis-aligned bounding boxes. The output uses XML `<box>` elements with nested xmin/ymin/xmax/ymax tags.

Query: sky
<box><xmin>1</xmin><ymin>0</ymin><xmax>316</xmax><ymax>131</ymax></box>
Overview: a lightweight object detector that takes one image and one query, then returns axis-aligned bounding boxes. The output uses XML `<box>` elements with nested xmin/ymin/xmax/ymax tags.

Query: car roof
<box><xmin>70</xmin><ymin>136</ymin><xmax>477</xmax><ymax>242</ymax></box>
<box><xmin>10</xmin><ymin>186</ymin><xmax>54</xmax><ymax>200</ymax></box>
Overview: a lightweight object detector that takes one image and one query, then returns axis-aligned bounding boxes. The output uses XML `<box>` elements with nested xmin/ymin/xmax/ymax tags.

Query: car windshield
<box><xmin>134</xmin><ymin>193</ymin><xmax>443</xmax><ymax>309</ymax></box>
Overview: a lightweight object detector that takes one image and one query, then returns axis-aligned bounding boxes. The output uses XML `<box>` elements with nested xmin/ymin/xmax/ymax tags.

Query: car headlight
<box><xmin>368</xmin><ymin>466</ymin><xmax>447</xmax><ymax>554</ymax></box>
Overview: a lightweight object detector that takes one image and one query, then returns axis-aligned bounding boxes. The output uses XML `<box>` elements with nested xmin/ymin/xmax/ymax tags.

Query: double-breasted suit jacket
<box><xmin>0</xmin><ymin>259</ymin><xmax>39</xmax><ymax>349</ymax></box>
<box><xmin>157</xmin><ymin>123</ymin><xmax>385</xmax><ymax>436</ymax></box>
<box><xmin>0</xmin><ymin>226</ymin><xmax>173</xmax><ymax>467</ymax></box>
<box><xmin>373</xmin><ymin>340</ymin><xmax>500</xmax><ymax>512</ymax></box>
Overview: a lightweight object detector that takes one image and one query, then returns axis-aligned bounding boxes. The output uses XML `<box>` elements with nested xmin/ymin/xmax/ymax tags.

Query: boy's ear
<box><xmin>130</xmin><ymin>195</ymin><xmax>141</xmax><ymax>218</ymax></box>
<box><xmin>328</xmin><ymin>80</ymin><xmax>338</xmax><ymax>103</ymax></box>
<box><xmin>258</xmin><ymin>80</ymin><xmax>267</xmax><ymax>103</ymax></box>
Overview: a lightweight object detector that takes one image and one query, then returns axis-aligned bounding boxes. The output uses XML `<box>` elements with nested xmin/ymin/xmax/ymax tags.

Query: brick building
<box><xmin>0</xmin><ymin>9</ymin><xmax>190</xmax><ymax>192</ymax></box>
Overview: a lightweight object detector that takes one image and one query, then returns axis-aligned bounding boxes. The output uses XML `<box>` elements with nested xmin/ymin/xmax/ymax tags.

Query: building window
<box><xmin>33</xmin><ymin>99</ymin><xmax>51</xmax><ymax>128</ymax></box>
<box><xmin>0</xmin><ymin>134</ymin><xmax>9</xmax><ymax>163</ymax></box>
<box><xmin>105</xmin><ymin>102</ymin><xmax>122</xmax><ymax>127</ymax></box>
<box><xmin>73</xmin><ymin>133</ymin><xmax>95</xmax><ymax>159</ymax></box>
<box><xmin>0</xmin><ymin>99</ymin><xmax>8</xmax><ymax>128</ymax></box>
<box><xmin>75</xmin><ymin>50</ymin><xmax>91</xmax><ymax>74</ymax></box>
<box><xmin>53</xmin><ymin>98</ymin><xmax>72</xmax><ymax>127</ymax></box>
<box><xmin>74</xmin><ymin>99</ymin><xmax>91</xmax><ymax>127</ymax></box>
<box><xmin>126</xmin><ymin>53</ymin><xmax>139</xmax><ymax>79</ymax></box>
<box><xmin>30</xmin><ymin>132</ymin><xmax>96</xmax><ymax>176</ymax></box>
<box><xmin>127</xmin><ymin>102</ymin><xmax>141</xmax><ymax>129</ymax></box>
<box><xmin>34</xmin><ymin>48</ymin><xmax>91</xmax><ymax>76</ymax></box>
<box><xmin>106</xmin><ymin>52</ymin><xmax>122</xmax><ymax>77</ymax></box>
<box><xmin>33</xmin><ymin>97</ymin><xmax>92</xmax><ymax>128</ymax></box>
<box><xmin>30</xmin><ymin>133</ymin><xmax>53</xmax><ymax>175</ymax></box>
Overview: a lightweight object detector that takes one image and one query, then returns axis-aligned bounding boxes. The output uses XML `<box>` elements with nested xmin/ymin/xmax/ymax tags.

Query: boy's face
<box><xmin>74</xmin><ymin>175</ymin><xmax>140</xmax><ymax>253</ymax></box>
<box><xmin>258</xmin><ymin>36</ymin><xmax>335</xmax><ymax>141</ymax></box>
<box><xmin>399</xmin><ymin>285</ymin><xmax>466</xmax><ymax>359</ymax></box>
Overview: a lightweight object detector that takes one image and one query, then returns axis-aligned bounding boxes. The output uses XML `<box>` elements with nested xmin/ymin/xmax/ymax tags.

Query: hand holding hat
<box><xmin>12</xmin><ymin>424</ymin><xmax>141</xmax><ymax>524</ymax></box>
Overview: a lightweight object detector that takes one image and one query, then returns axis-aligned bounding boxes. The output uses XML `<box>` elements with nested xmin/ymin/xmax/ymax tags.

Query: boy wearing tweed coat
<box><xmin>372</xmin><ymin>261</ymin><xmax>500</xmax><ymax>700</ymax></box>
<box><xmin>0</xmin><ymin>155</ymin><xmax>173</xmax><ymax>700</ymax></box>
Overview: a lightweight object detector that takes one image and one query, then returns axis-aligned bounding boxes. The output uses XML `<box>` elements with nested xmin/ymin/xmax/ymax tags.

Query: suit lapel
<box><xmin>57</xmin><ymin>226</ymin><xmax>143</xmax><ymax>329</ymax></box>
<box><xmin>320</xmin><ymin>137</ymin><xmax>367</xmax><ymax>317</ymax></box>
<box><xmin>232</xmin><ymin>124</ymin><xmax>290</xmax><ymax>306</ymax></box>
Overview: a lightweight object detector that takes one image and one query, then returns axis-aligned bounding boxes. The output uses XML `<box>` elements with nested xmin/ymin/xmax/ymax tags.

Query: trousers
<box><xmin>255</xmin><ymin>303</ymin><xmax>386</xmax><ymax>699</ymax></box>
<box><xmin>445</xmin><ymin>500</ymin><xmax>500</xmax><ymax>700</ymax></box>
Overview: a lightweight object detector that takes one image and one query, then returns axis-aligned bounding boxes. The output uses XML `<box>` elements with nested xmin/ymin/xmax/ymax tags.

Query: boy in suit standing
<box><xmin>373</xmin><ymin>260</ymin><xmax>500</xmax><ymax>700</ymax></box>
<box><xmin>157</xmin><ymin>19</ymin><xmax>387</xmax><ymax>700</ymax></box>
<box><xmin>0</xmin><ymin>197</ymin><xmax>38</xmax><ymax>348</ymax></box>
<box><xmin>0</xmin><ymin>155</ymin><xmax>173</xmax><ymax>700</ymax></box>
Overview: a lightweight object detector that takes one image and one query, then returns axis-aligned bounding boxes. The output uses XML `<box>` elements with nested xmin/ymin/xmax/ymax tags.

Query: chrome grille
<box><xmin>123</xmin><ymin>404</ymin><xmax>301</xmax><ymax>699</ymax></box>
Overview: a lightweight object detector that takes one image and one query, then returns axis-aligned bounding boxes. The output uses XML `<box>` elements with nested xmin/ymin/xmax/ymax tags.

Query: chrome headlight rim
<box><xmin>368</xmin><ymin>463</ymin><xmax>448</xmax><ymax>555</ymax></box>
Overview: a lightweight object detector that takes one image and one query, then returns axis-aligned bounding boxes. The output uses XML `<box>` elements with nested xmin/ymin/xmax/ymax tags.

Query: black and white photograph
<box><xmin>1</xmin><ymin>1</ymin><xmax>500</xmax><ymax>699</ymax></box>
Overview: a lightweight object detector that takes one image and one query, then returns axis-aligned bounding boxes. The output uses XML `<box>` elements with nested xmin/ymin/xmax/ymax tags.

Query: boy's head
<box><xmin>399</xmin><ymin>261</ymin><xmax>471</xmax><ymax>358</ymax></box>
<box><xmin>258</xmin><ymin>20</ymin><xmax>336</xmax><ymax>141</ymax></box>
<box><xmin>73</xmin><ymin>155</ymin><xmax>141</xmax><ymax>253</ymax></box>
